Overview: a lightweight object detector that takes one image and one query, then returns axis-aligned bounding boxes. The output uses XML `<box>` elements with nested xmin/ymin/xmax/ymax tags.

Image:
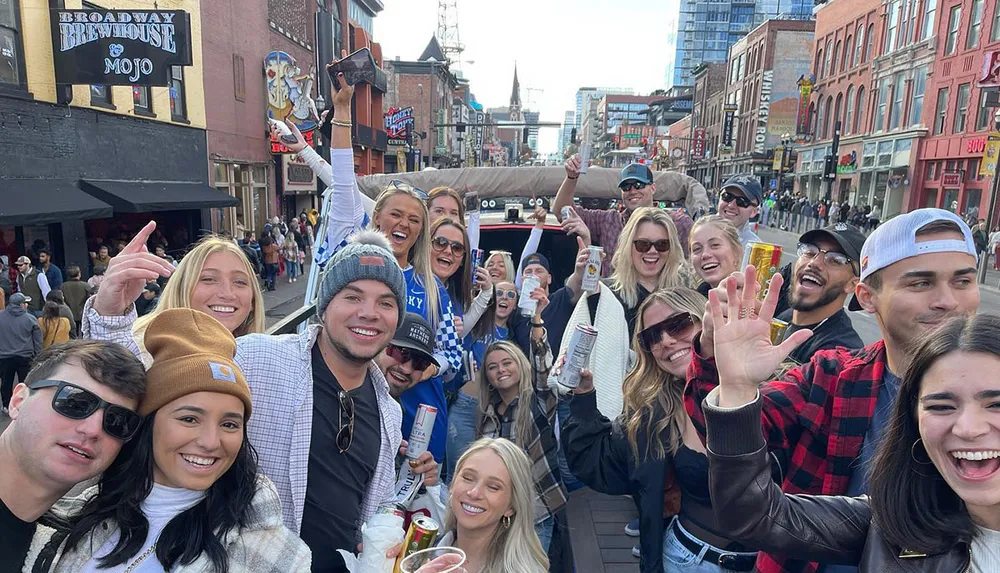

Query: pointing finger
<box><xmin>121</xmin><ymin>221</ymin><xmax>157</xmax><ymax>256</ymax></box>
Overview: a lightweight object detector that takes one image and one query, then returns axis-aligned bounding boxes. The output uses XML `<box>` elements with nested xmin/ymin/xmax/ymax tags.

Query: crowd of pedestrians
<box><xmin>2</xmin><ymin>55</ymin><xmax>999</xmax><ymax>573</ymax></box>
<box><xmin>757</xmin><ymin>192</ymin><xmax>883</xmax><ymax>234</ymax></box>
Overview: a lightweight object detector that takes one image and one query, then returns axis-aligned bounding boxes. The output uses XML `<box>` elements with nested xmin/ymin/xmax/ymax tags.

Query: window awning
<box><xmin>80</xmin><ymin>180</ymin><xmax>239</xmax><ymax>213</ymax></box>
<box><xmin>0</xmin><ymin>179</ymin><xmax>113</xmax><ymax>225</ymax></box>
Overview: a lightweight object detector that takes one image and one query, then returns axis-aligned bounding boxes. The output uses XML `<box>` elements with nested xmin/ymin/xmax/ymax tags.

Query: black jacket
<box><xmin>561</xmin><ymin>391</ymin><xmax>670</xmax><ymax>573</ymax></box>
<box><xmin>705</xmin><ymin>394</ymin><xmax>971</xmax><ymax>573</ymax></box>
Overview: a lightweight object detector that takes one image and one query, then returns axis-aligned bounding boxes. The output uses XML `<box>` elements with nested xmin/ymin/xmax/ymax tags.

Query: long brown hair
<box><xmin>477</xmin><ymin>341</ymin><xmax>535</xmax><ymax>448</ymax></box>
<box><xmin>430</xmin><ymin>218</ymin><xmax>473</xmax><ymax>312</ymax></box>
<box><xmin>622</xmin><ymin>288</ymin><xmax>706</xmax><ymax>460</ymax></box>
<box><xmin>869</xmin><ymin>314</ymin><xmax>995</xmax><ymax>553</ymax></box>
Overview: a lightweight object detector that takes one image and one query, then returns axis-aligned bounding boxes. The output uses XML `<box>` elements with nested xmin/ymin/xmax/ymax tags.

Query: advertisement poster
<box><xmin>981</xmin><ymin>132</ymin><xmax>1000</xmax><ymax>176</ymax></box>
<box><xmin>265</xmin><ymin>51</ymin><xmax>319</xmax><ymax>154</ymax></box>
<box><xmin>769</xmin><ymin>32</ymin><xmax>813</xmax><ymax>143</ymax></box>
<box><xmin>796</xmin><ymin>75</ymin><xmax>815</xmax><ymax>138</ymax></box>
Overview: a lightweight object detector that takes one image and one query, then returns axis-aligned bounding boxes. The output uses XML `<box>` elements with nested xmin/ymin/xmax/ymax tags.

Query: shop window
<box><xmin>925</xmin><ymin>161</ymin><xmax>936</xmax><ymax>180</ymax></box>
<box><xmin>954</xmin><ymin>83</ymin><xmax>971</xmax><ymax>133</ymax></box>
<box><xmin>862</xmin><ymin>142</ymin><xmax>877</xmax><ymax>168</ymax></box>
<box><xmin>0</xmin><ymin>0</ymin><xmax>25</xmax><ymax>89</ymax></box>
<box><xmin>877</xmin><ymin>140</ymin><xmax>894</xmax><ymax>167</ymax></box>
<box><xmin>934</xmin><ymin>160</ymin><xmax>942</xmax><ymax>180</ymax></box>
<box><xmin>965</xmin><ymin>189</ymin><xmax>983</xmax><ymax>215</ymax></box>
<box><xmin>968</xmin><ymin>0</ymin><xmax>985</xmax><ymax>49</ymax></box>
<box><xmin>925</xmin><ymin>188</ymin><xmax>939</xmax><ymax>208</ymax></box>
<box><xmin>944</xmin><ymin>188</ymin><xmax>960</xmax><ymax>212</ymax></box>
<box><xmin>945</xmin><ymin>5</ymin><xmax>962</xmax><ymax>55</ymax></box>
<box><xmin>968</xmin><ymin>159</ymin><xmax>981</xmax><ymax>180</ymax></box>
<box><xmin>893</xmin><ymin>138</ymin><xmax>912</xmax><ymax>165</ymax></box>
<box><xmin>169</xmin><ymin>65</ymin><xmax>187</xmax><ymax>120</ymax></box>
<box><xmin>132</xmin><ymin>85</ymin><xmax>152</xmax><ymax>114</ymax></box>
<box><xmin>90</xmin><ymin>84</ymin><xmax>113</xmax><ymax>107</ymax></box>
<box><xmin>934</xmin><ymin>87</ymin><xmax>949</xmax><ymax>135</ymax></box>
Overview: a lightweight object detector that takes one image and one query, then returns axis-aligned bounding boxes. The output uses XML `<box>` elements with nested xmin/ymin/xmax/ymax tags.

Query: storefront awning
<box><xmin>80</xmin><ymin>180</ymin><xmax>239</xmax><ymax>213</ymax></box>
<box><xmin>0</xmin><ymin>179</ymin><xmax>114</xmax><ymax>225</ymax></box>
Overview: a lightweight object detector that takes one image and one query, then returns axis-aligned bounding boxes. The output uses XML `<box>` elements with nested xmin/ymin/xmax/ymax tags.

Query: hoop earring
<box><xmin>501</xmin><ymin>514</ymin><xmax>512</xmax><ymax>528</ymax></box>
<box><xmin>911</xmin><ymin>439</ymin><xmax>934</xmax><ymax>465</ymax></box>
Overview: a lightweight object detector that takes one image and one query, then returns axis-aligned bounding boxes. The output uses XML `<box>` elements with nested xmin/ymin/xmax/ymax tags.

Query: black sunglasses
<box><xmin>29</xmin><ymin>380</ymin><xmax>141</xmax><ymax>441</ymax></box>
<box><xmin>388</xmin><ymin>179</ymin><xmax>428</xmax><ymax>200</ymax></box>
<box><xmin>337</xmin><ymin>390</ymin><xmax>355</xmax><ymax>453</ymax></box>
<box><xmin>721</xmin><ymin>190</ymin><xmax>754</xmax><ymax>209</ymax></box>
<box><xmin>386</xmin><ymin>344</ymin><xmax>434</xmax><ymax>372</ymax></box>
<box><xmin>620</xmin><ymin>181</ymin><xmax>648</xmax><ymax>192</ymax></box>
<box><xmin>639</xmin><ymin>312</ymin><xmax>696</xmax><ymax>351</ymax></box>
<box><xmin>431</xmin><ymin>236</ymin><xmax>466</xmax><ymax>257</ymax></box>
<box><xmin>633</xmin><ymin>239</ymin><xmax>671</xmax><ymax>253</ymax></box>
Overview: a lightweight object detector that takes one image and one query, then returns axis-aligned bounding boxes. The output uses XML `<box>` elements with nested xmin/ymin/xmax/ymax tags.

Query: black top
<box><xmin>0</xmin><ymin>496</ymin><xmax>36</xmax><ymax>573</ymax></box>
<box><xmin>673</xmin><ymin>445</ymin><xmax>710</xmax><ymax>505</ymax></box>
<box><xmin>301</xmin><ymin>343</ymin><xmax>382</xmax><ymax>573</ymax></box>
<box><xmin>585</xmin><ymin>281</ymin><xmax>650</xmax><ymax>339</ymax></box>
<box><xmin>777</xmin><ymin>307</ymin><xmax>864</xmax><ymax>365</ymax></box>
<box><xmin>511</xmin><ymin>285</ymin><xmax>575</xmax><ymax>357</ymax></box>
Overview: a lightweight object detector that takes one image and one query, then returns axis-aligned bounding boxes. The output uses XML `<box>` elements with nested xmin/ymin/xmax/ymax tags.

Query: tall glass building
<box><xmin>668</xmin><ymin>0</ymin><xmax>813</xmax><ymax>88</ymax></box>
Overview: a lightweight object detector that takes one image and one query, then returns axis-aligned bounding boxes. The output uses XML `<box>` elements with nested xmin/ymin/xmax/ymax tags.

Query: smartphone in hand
<box><xmin>326</xmin><ymin>47</ymin><xmax>378</xmax><ymax>91</ymax></box>
<box><xmin>268</xmin><ymin>118</ymin><xmax>298</xmax><ymax>144</ymax></box>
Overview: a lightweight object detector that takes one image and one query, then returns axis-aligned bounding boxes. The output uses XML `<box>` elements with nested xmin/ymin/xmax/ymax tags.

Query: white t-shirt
<box><xmin>971</xmin><ymin>525</ymin><xmax>1000</xmax><ymax>573</ymax></box>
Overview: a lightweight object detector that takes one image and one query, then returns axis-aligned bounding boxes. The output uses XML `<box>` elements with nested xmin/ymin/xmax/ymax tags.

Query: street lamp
<box><xmin>979</xmin><ymin>109</ymin><xmax>1000</xmax><ymax>283</ymax></box>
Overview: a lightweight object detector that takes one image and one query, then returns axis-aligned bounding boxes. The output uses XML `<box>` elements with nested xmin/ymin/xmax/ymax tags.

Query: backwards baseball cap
<box><xmin>847</xmin><ymin>208</ymin><xmax>977</xmax><ymax>311</ymax></box>
<box><xmin>800</xmin><ymin>222</ymin><xmax>867</xmax><ymax>275</ymax></box>
<box><xmin>389</xmin><ymin>313</ymin><xmax>439</xmax><ymax>367</ymax></box>
<box><xmin>522</xmin><ymin>253</ymin><xmax>551</xmax><ymax>274</ymax></box>
<box><xmin>619</xmin><ymin>163</ymin><xmax>653</xmax><ymax>186</ymax></box>
<box><xmin>721</xmin><ymin>174</ymin><xmax>764</xmax><ymax>206</ymax></box>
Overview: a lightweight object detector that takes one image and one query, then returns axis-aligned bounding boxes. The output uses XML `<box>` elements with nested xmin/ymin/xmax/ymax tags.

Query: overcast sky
<box><xmin>374</xmin><ymin>0</ymin><xmax>677</xmax><ymax>154</ymax></box>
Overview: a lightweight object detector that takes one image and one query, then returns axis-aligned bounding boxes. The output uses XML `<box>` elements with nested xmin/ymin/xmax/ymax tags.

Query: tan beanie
<box><xmin>141</xmin><ymin>308</ymin><xmax>252</xmax><ymax>419</ymax></box>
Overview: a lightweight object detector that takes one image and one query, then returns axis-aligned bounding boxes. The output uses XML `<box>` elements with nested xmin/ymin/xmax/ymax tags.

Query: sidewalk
<box><xmin>260</xmin><ymin>266</ymin><xmax>310</xmax><ymax>328</ymax></box>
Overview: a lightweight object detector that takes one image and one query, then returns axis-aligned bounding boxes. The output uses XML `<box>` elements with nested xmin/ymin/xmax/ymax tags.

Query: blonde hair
<box><xmin>446</xmin><ymin>438</ymin><xmax>549</xmax><ymax>573</ymax></box>
<box><xmin>689</xmin><ymin>215</ymin><xmax>743</xmax><ymax>265</ymax></box>
<box><xmin>371</xmin><ymin>186</ymin><xmax>440</xmax><ymax>327</ymax></box>
<box><xmin>427</xmin><ymin>186</ymin><xmax>466</xmax><ymax>221</ymax></box>
<box><xmin>622</xmin><ymin>287</ymin><xmax>706</xmax><ymax>460</ymax></box>
<box><xmin>134</xmin><ymin>236</ymin><xmax>265</xmax><ymax>338</ymax></box>
<box><xmin>486</xmin><ymin>251</ymin><xmax>515</xmax><ymax>282</ymax></box>
<box><xmin>610</xmin><ymin>207</ymin><xmax>687</xmax><ymax>309</ymax></box>
<box><xmin>478</xmin><ymin>341</ymin><xmax>535</xmax><ymax>448</ymax></box>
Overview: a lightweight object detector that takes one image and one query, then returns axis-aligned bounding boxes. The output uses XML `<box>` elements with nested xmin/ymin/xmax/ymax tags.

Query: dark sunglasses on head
<box><xmin>431</xmin><ymin>236</ymin><xmax>466</xmax><ymax>257</ymax></box>
<box><xmin>639</xmin><ymin>312</ymin><xmax>696</xmax><ymax>351</ymax></box>
<box><xmin>721</xmin><ymin>190</ymin><xmax>754</xmax><ymax>209</ymax></box>
<box><xmin>619</xmin><ymin>181</ymin><xmax>648</xmax><ymax>192</ymax></box>
<box><xmin>633</xmin><ymin>239</ymin><xmax>671</xmax><ymax>253</ymax></box>
<box><xmin>797</xmin><ymin>243</ymin><xmax>854</xmax><ymax>270</ymax></box>
<box><xmin>496</xmin><ymin>288</ymin><xmax>518</xmax><ymax>299</ymax></box>
<box><xmin>386</xmin><ymin>344</ymin><xmax>434</xmax><ymax>372</ymax></box>
<box><xmin>337</xmin><ymin>390</ymin><xmax>355</xmax><ymax>453</ymax></box>
<box><xmin>29</xmin><ymin>380</ymin><xmax>141</xmax><ymax>441</ymax></box>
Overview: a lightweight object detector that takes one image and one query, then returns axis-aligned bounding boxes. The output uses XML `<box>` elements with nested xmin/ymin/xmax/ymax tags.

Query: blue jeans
<box><xmin>534</xmin><ymin>514</ymin><xmax>554</xmax><ymax>553</ymax></box>
<box><xmin>286</xmin><ymin>260</ymin><xmax>298</xmax><ymax>279</ymax></box>
<box><xmin>446</xmin><ymin>393</ymin><xmax>479</xmax><ymax>484</ymax></box>
<box><xmin>662</xmin><ymin>516</ymin><xmax>757</xmax><ymax>572</ymax></box>
<box><xmin>556</xmin><ymin>400</ymin><xmax>584</xmax><ymax>491</ymax></box>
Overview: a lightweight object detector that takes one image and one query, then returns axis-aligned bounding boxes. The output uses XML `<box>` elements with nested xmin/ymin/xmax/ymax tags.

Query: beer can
<box><xmin>560</xmin><ymin>324</ymin><xmax>598</xmax><ymax>389</ymax></box>
<box><xmin>581</xmin><ymin>246</ymin><xmax>603</xmax><ymax>292</ymax></box>
<box><xmin>770</xmin><ymin>319</ymin><xmax>789</xmax><ymax>345</ymax></box>
<box><xmin>561</xmin><ymin>206</ymin><xmax>575</xmax><ymax>221</ymax></box>
<box><xmin>519</xmin><ymin>276</ymin><xmax>540</xmax><ymax>316</ymax></box>
<box><xmin>406</xmin><ymin>404</ymin><xmax>437</xmax><ymax>460</ymax></box>
<box><xmin>740</xmin><ymin>242</ymin><xmax>783</xmax><ymax>300</ymax></box>
<box><xmin>393</xmin><ymin>515</ymin><xmax>440</xmax><ymax>573</ymax></box>
<box><xmin>470</xmin><ymin>248</ymin><xmax>484</xmax><ymax>282</ymax></box>
<box><xmin>375</xmin><ymin>501</ymin><xmax>406</xmax><ymax>519</ymax></box>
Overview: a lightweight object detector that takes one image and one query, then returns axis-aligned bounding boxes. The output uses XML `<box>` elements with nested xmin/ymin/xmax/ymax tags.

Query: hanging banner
<box><xmin>474</xmin><ymin>111</ymin><xmax>485</xmax><ymax>152</ymax></box>
<box><xmin>772</xmin><ymin>146</ymin><xmax>784</xmax><ymax>171</ymax></box>
<box><xmin>51</xmin><ymin>9</ymin><xmax>192</xmax><ymax>86</ymax></box>
<box><xmin>385</xmin><ymin>107</ymin><xmax>414</xmax><ymax>146</ymax></box>
<box><xmin>753</xmin><ymin>70</ymin><xmax>773</xmax><ymax>154</ymax></box>
<box><xmin>722</xmin><ymin>104</ymin><xmax>737</xmax><ymax>147</ymax></box>
<box><xmin>981</xmin><ymin>131</ymin><xmax>1000</xmax><ymax>176</ymax></box>
<box><xmin>265</xmin><ymin>51</ymin><xmax>319</xmax><ymax>154</ymax></box>
<box><xmin>691</xmin><ymin>127</ymin><xmax>706</xmax><ymax>159</ymax></box>
<box><xmin>795</xmin><ymin>75</ymin><xmax>814</xmax><ymax>137</ymax></box>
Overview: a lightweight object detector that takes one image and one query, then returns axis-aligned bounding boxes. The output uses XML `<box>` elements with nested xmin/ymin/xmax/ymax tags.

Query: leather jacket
<box><xmin>704</xmin><ymin>392</ymin><xmax>972</xmax><ymax>573</ymax></box>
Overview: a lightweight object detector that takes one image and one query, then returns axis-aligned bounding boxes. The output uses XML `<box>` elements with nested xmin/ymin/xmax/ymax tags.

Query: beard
<box><xmin>790</xmin><ymin>280</ymin><xmax>847</xmax><ymax>313</ymax></box>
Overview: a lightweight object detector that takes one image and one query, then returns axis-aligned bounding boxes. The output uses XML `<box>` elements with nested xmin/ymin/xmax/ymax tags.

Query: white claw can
<box><xmin>560</xmin><ymin>324</ymin><xmax>598</xmax><ymax>389</ymax></box>
<box><xmin>406</xmin><ymin>404</ymin><xmax>437</xmax><ymax>460</ymax></box>
<box><xmin>519</xmin><ymin>276</ymin><xmax>540</xmax><ymax>316</ymax></box>
<box><xmin>581</xmin><ymin>246</ymin><xmax>603</xmax><ymax>292</ymax></box>
<box><xmin>561</xmin><ymin>206</ymin><xmax>575</xmax><ymax>221</ymax></box>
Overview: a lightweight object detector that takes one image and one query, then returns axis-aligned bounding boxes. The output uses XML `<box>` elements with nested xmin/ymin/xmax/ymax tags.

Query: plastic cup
<box><xmin>399</xmin><ymin>546</ymin><xmax>467</xmax><ymax>573</ymax></box>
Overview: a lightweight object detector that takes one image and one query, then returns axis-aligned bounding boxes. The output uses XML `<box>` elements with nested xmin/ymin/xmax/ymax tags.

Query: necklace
<box><xmin>123</xmin><ymin>542</ymin><xmax>157</xmax><ymax>573</ymax></box>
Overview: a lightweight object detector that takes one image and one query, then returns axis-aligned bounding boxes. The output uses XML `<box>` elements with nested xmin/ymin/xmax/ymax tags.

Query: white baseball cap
<box><xmin>849</xmin><ymin>208</ymin><xmax>977</xmax><ymax>310</ymax></box>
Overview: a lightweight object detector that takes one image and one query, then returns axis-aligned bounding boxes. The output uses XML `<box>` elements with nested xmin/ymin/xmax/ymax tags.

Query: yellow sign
<box><xmin>980</xmin><ymin>131</ymin><xmax>1000</xmax><ymax>177</ymax></box>
<box><xmin>397</xmin><ymin>150</ymin><xmax>407</xmax><ymax>173</ymax></box>
<box><xmin>772</xmin><ymin>146</ymin><xmax>784</xmax><ymax>171</ymax></box>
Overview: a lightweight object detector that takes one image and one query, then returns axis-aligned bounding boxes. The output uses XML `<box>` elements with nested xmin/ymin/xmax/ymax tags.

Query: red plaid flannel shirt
<box><xmin>684</xmin><ymin>339</ymin><xmax>889</xmax><ymax>573</ymax></box>
<box><xmin>575</xmin><ymin>207</ymin><xmax>693</xmax><ymax>277</ymax></box>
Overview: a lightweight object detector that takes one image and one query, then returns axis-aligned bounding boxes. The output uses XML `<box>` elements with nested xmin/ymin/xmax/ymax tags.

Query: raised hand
<box><xmin>561</xmin><ymin>211</ymin><xmax>591</xmax><ymax>246</ymax></box>
<box><xmin>709</xmin><ymin>266</ymin><xmax>812</xmax><ymax>407</ymax></box>
<box><xmin>531</xmin><ymin>205</ymin><xmax>548</xmax><ymax>228</ymax></box>
<box><xmin>564</xmin><ymin>154</ymin><xmax>581</xmax><ymax>179</ymax></box>
<box><xmin>92</xmin><ymin>221</ymin><xmax>174</xmax><ymax>316</ymax></box>
<box><xmin>279</xmin><ymin>118</ymin><xmax>308</xmax><ymax>153</ymax></box>
<box><xmin>699</xmin><ymin>270</ymin><xmax>760</xmax><ymax>359</ymax></box>
<box><xmin>329</xmin><ymin>49</ymin><xmax>355</xmax><ymax>109</ymax></box>
<box><xmin>472</xmin><ymin>266</ymin><xmax>492</xmax><ymax>293</ymax></box>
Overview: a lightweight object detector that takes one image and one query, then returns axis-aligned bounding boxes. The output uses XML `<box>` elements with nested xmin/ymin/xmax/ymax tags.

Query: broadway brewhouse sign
<box><xmin>51</xmin><ymin>9</ymin><xmax>193</xmax><ymax>86</ymax></box>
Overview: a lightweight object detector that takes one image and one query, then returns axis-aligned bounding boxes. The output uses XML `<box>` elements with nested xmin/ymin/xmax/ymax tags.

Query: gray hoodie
<box><xmin>0</xmin><ymin>304</ymin><xmax>42</xmax><ymax>359</ymax></box>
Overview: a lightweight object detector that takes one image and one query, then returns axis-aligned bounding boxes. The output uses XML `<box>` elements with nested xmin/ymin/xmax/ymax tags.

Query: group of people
<box><xmin>2</xmin><ymin>58</ymin><xmax>1000</xmax><ymax>573</ymax></box>
<box><xmin>759</xmin><ymin>192</ymin><xmax>883</xmax><ymax>235</ymax></box>
<box><xmin>243</xmin><ymin>214</ymin><xmax>314</xmax><ymax>291</ymax></box>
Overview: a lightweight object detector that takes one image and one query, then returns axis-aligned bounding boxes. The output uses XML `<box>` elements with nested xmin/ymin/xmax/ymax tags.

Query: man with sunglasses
<box><xmin>0</xmin><ymin>340</ymin><xmax>145</xmax><ymax>573</ymax></box>
<box><xmin>552</xmin><ymin>158</ymin><xmax>701</xmax><ymax>275</ymax></box>
<box><xmin>717</xmin><ymin>174</ymin><xmax>763</xmax><ymax>247</ymax></box>
<box><xmin>775</xmin><ymin>223</ymin><xmax>866</xmax><ymax>365</ymax></box>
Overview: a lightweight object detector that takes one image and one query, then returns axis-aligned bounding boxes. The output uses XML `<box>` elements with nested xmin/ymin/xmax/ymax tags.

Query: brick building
<box><xmin>721</xmin><ymin>19</ymin><xmax>816</xmax><ymax>191</ymax></box>
<box><xmin>688</xmin><ymin>63</ymin><xmax>727</xmax><ymax>189</ymax></box>
<box><xmin>915</xmin><ymin>0</ymin><xmax>1000</xmax><ymax>222</ymax></box>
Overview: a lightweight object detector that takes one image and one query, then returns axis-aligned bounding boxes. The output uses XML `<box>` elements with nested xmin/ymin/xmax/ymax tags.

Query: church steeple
<box><xmin>509</xmin><ymin>63</ymin><xmax>522</xmax><ymax>122</ymax></box>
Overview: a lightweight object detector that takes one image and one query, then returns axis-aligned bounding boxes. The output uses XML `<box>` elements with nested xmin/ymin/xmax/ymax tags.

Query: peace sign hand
<box><xmin>709</xmin><ymin>265</ymin><xmax>812</xmax><ymax>408</ymax></box>
<box><xmin>91</xmin><ymin>221</ymin><xmax>175</xmax><ymax>316</ymax></box>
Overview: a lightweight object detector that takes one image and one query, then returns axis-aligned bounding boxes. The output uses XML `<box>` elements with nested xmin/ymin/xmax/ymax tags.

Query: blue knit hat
<box><xmin>317</xmin><ymin>230</ymin><xmax>407</xmax><ymax>325</ymax></box>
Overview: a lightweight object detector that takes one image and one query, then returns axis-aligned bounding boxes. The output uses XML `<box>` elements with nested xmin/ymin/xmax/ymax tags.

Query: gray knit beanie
<box><xmin>317</xmin><ymin>230</ymin><xmax>407</xmax><ymax>324</ymax></box>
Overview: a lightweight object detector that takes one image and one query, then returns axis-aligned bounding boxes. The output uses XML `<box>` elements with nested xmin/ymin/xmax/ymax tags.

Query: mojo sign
<box><xmin>51</xmin><ymin>10</ymin><xmax>192</xmax><ymax>86</ymax></box>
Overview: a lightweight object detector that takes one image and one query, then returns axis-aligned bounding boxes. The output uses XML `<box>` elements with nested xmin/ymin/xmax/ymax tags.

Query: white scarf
<box><xmin>559</xmin><ymin>285</ymin><xmax>633</xmax><ymax>419</ymax></box>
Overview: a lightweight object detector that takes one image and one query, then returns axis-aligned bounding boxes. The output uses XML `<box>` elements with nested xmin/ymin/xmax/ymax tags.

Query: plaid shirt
<box><xmin>575</xmin><ymin>207</ymin><xmax>693</xmax><ymax>277</ymax></box>
<box><xmin>83</xmin><ymin>304</ymin><xmax>403</xmax><ymax>541</ymax></box>
<box><xmin>684</xmin><ymin>340</ymin><xmax>889</xmax><ymax>573</ymax></box>
<box><xmin>479</xmin><ymin>335</ymin><xmax>567</xmax><ymax>523</ymax></box>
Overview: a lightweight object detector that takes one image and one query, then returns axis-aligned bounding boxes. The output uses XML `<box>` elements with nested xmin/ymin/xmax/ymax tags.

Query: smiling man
<box><xmin>686</xmin><ymin>208</ymin><xmax>980</xmax><ymax>573</ymax></box>
<box><xmin>717</xmin><ymin>174</ymin><xmax>763</xmax><ymax>247</ymax></box>
<box><xmin>775</xmin><ymin>223</ymin><xmax>867</xmax><ymax>365</ymax></box>
<box><xmin>0</xmin><ymin>340</ymin><xmax>145</xmax><ymax>573</ymax></box>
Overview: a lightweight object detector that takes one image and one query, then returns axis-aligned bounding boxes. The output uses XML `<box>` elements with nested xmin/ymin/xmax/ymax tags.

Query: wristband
<box><xmin>567</xmin><ymin>175</ymin><xmax>579</xmax><ymax>180</ymax></box>
<box><xmin>530</xmin><ymin>321</ymin><xmax>545</xmax><ymax>327</ymax></box>
<box><xmin>331</xmin><ymin>119</ymin><xmax>352</xmax><ymax>127</ymax></box>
